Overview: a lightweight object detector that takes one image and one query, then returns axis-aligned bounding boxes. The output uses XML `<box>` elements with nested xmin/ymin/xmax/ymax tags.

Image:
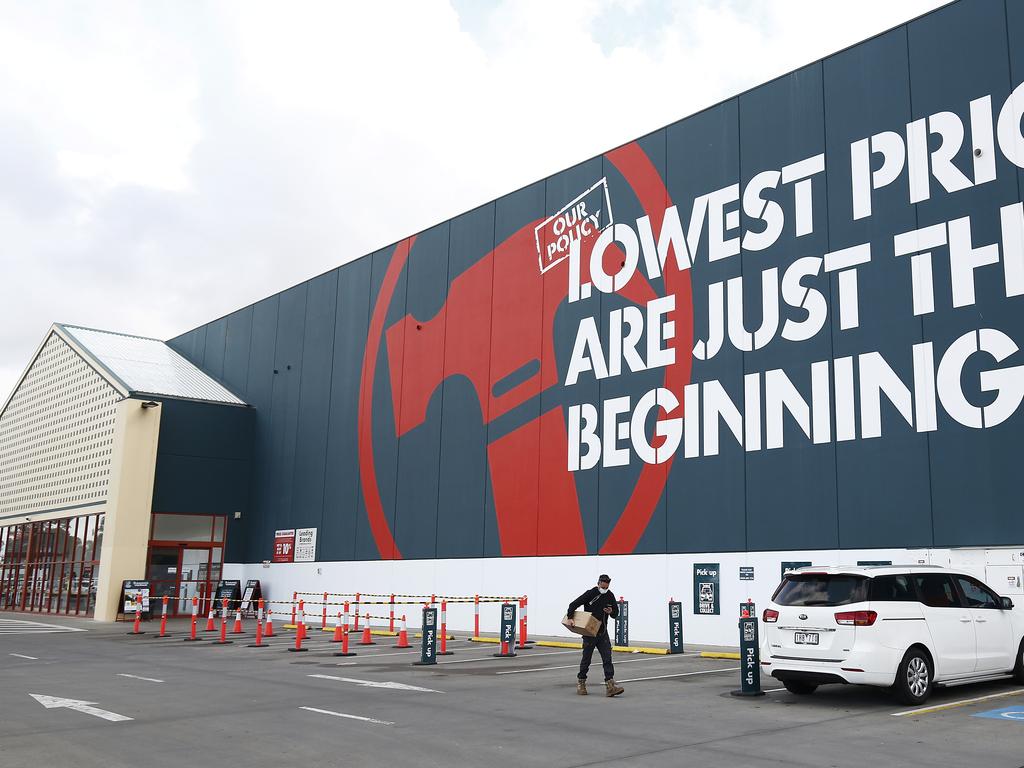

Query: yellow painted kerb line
<box><xmin>891</xmin><ymin>687</ymin><xmax>1024</xmax><ymax>717</ymax></box>
<box><xmin>700</xmin><ymin>651</ymin><xmax>741</xmax><ymax>660</ymax></box>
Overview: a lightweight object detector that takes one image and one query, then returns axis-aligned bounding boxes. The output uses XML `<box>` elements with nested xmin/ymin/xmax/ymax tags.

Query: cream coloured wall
<box><xmin>93</xmin><ymin>399</ymin><xmax>162</xmax><ymax>621</ymax></box>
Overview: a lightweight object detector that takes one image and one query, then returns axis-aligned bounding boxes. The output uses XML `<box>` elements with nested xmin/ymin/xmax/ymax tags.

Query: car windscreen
<box><xmin>772</xmin><ymin>574</ymin><xmax>869</xmax><ymax>607</ymax></box>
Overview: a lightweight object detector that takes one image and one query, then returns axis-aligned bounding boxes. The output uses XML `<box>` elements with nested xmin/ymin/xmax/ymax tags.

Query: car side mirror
<box><xmin>1000</xmin><ymin>596</ymin><xmax>1014</xmax><ymax>610</ymax></box>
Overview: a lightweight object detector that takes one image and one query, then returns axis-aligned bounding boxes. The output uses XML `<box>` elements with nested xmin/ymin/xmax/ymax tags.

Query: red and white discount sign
<box><xmin>272</xmin><ymin>529</ymin><xmax>295</xmax><ymax>563</ymax></box>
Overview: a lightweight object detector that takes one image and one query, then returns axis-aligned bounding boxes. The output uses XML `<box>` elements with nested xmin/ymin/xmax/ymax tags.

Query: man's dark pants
<box><xmin>578</xmin><ymin>630</ymin><xmax>615</xmax><ymax>681</ymax></box>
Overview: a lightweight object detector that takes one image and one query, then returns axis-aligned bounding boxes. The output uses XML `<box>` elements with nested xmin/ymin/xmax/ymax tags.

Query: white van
<box><xmin>761</xmin><ymin>566</ymin><xmax>1024</xmax><ymax>704</ymax></box>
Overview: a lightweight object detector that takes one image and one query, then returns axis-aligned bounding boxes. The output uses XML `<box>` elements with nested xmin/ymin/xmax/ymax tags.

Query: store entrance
<box><xmin>146</xmin><ymin>514</ymin><xmax>226</xmax><ymax>616</ymax></box>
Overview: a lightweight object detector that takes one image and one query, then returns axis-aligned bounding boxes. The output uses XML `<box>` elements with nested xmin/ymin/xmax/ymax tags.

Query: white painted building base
<box><xmin>224</xmin><ymin>546</ymin><xmax>1024</xmax><ymax>648</ymax></box>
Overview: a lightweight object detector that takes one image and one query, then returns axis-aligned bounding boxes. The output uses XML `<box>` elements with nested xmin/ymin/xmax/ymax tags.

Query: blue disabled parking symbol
<box><xmin>972</xmin><ymin>706</ymin><xmax>1024</xmax><ymax>722</ymax></box>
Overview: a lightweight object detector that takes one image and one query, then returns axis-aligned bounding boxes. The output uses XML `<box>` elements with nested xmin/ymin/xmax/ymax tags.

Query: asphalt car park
<box><xmin>1</xmin><ymin>612</ymin><xmax>1023</xmax><ymax>768</ymax></box>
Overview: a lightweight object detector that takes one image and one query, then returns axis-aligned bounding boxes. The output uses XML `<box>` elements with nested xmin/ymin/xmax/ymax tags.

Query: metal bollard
<box><xmin>731</xmin><ymin>615</ymin><xmax>764</xmax><ymax>697</ymax></box>
<box><xmin>668</xmin><ymin>599</ymin><xmax>683</xmax><ymax>653</ymax></box>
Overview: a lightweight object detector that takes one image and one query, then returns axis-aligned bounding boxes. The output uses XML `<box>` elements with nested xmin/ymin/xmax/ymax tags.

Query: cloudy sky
<box><xmin>0</xmin><ymin>0</ymin><xmax>948</xmax><ymax>402</ymax></box>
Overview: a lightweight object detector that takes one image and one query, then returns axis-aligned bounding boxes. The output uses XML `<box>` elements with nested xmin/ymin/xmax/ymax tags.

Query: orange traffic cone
<box><xmin>204</xmin><ymin>605</ymin><xmax>216</xmax><ymax>631</ymax></box>
<box><xmin>232</xmin><ymin>609</ymin><xmax>243</xmax><ymax>634</ymax></box>
<box><xmin>265</xmin><ymin>609</ymin><xmax>275</xmax><ymax>637</ymax></box>
<box><xmin>332</xmin><ymin>612</ymin><xmax>344</xmax><ymax>643</ymax></box>
<box><xmin>359</xmin><ymin>612</ymin><xmax>375</xmax><ymax>645</ymax></box>
<box><xmin>394</xmin><ymin>615</ymin><xmax>411</xmax><ymax>648</ymax></box>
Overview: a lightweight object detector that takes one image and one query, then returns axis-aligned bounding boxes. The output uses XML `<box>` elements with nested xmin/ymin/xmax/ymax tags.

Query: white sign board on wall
<box><xmin>295</xmin><ymin>528</ymin><xmax>317</xmax><ymax>562</ymax></box>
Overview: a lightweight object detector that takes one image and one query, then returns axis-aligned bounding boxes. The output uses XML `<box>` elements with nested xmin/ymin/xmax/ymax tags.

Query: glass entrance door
<box><xmin>147</xmin><ymin>546</ymin><xmax>180</xmax><ymax>612</ymax></box>
<box><xmin>179</xmin><ymin>547</ymin><xmax>212</xmax><ymax>615</ymax></box>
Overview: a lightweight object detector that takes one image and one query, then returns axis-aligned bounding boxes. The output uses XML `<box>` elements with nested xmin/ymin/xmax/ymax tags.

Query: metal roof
<box><xmin>58</xmin><ymin>324</ymin><xmax>247</xmax><ymax>406</ymax></box>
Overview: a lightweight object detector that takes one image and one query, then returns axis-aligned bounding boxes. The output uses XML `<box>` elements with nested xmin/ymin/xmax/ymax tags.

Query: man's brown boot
<box><xmin>576</xmin><ymin>679</ymin><xmax>588</xmax><ymax>695</ymax></box>
<box><xmin>605</xmin><ymin>679</ymin><xmax>624</xmax><ymax>697</ymax></box>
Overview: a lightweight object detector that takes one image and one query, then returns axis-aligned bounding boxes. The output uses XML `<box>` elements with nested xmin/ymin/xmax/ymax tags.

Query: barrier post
<box><xmin>389</xmin><ymin>594</ymin><xmax>396</xmax><ymax>633</ymax></box>
<box><xmin>438</xmin><ymin>600</ymin><xmax>452</xmax><ymax>655</ymax></box>
<box><xmin>335</xmin><ymin>601</ymin><xmax>356</xmax><ymax>657</ymax></box>
<box><xmin>158</xmin><ymin>595</ymin><xmax>169</xmax><ymax>637</ymax></box>
<box><xmin>265</xmin><ymin>608</ymin><xmax>275</xmax><ymax>637</ymax></box>
<box><xmin>291</xmin><ymin>592</ymin><xmax>297</xmax><ymax>626</ymax></box>
<box><xmin>615</xmin><ymin>598</ymin><xmax>629</xmax><ymax>648</ymax></box>
<box><xmin>213</xmin><ymin>598</ymin><xmax>233</xmax><ymax>644</ymax></box>
<box><xmin>516</xmin><ymin>596</ymin><xmax>531</xmax><ymax>649</ymax></box>
<box><xmin>731</xmin><ymin>615</ymin><xmax>764</xmax><ymax>697</ymax></box>
<box><xmin>413</xmin><ymin>606</ymin><xmax>438</xmax><ymax>666</ymax></box>
<box><xmin>353</xmin><ymin>593</ymin><xmax>361</xmax><ymax>631</ymax></box>
<box><xmin>523</xmin><ymin>595</ymin><xmax>529</xmax><ymax>645</ymax></box>
<box><xmin>359</xmin><ymin>612</ymin><xmax>375</xmax><ymax>645</ymax></box>
<box><xmin>474</xmin><ymin>594</ymin><xmax>480</xmax><ymax>638</ymax></box>
<box><xmin>668</xmin><ymin>599</ymin><xmax>683</xmax><ymax>653</ymax></box>
<box><xmin>248</xmin><ymin>599</ymin><xmax>269</xmax><ymax>648</ymax></box>
<box><xmin>493</xmin><ymin>602</ymin><xmax>517</xmax><ymax>657</ymax></box>
<box><xmin>127</xmin><ymin>595</ymin><xmax>145</xmax><ymax>635</ymax></box>
<box><xmin>322</xmin><ymin>592</ymin><xmax>328</xmax><ymax>630</ymax></box>
<box><xmin>289</xmin><ymin>602</ymin><xmax>308</xmax><ymax>652</ymax></box>
<box><xmin>394</xmin><ymin>614</ymin><xmax>412</xmax><ymax>648</ymax></box>
<box><xmin>184</xmin><ymin>596</ymin><xmax>202</xmax><ymax>642</ymax></box>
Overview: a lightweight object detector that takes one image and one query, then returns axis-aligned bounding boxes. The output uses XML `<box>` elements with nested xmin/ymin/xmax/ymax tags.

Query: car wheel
<box><xmin>783</xmin><ymin>680</ymin><xmax>817</xmax><ymax>695</ymax></box>
<box><xmin>894</xmin><ymin>648</ymin><xmax>933</xmax><ymax>706</ymax></box>
<box><xmin>1013</xmin><ymin>640</ymin><xmax>1024</xmax><ymax>685</ymax></box>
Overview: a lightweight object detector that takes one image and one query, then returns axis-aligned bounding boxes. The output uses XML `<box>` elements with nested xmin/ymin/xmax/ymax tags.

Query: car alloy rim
<box><xmin>907</xmin><ymin>656</ymin><xmax>929</xmax><ymax>697</ymax></box>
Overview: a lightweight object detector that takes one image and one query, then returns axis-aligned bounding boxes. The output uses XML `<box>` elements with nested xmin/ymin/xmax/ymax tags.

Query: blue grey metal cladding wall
<box><xmin>171</xmin><ymin>0</ymin><xmax>1024</xmax><ymax>563</ymax></box>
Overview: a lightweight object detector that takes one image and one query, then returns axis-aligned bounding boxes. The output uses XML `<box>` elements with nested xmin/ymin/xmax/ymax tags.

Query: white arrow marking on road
<box><xmin>299</xmin><ymin>706</ymin><xmax>394</xmax><ymax>725</ymax></box>
<box><xmin>307</xmin><ymin>674</ymin><xmax>442</xmax><ymax>693</ymax></box>
<box><xmin>30</xmin><ymin>694</ymin><xmax>133</xmax><ymax>722</ymax></box>
<box><xmin>117</xmin><ymin>673</ymin><xmax>164</xmax><ymax>683</ymax></box>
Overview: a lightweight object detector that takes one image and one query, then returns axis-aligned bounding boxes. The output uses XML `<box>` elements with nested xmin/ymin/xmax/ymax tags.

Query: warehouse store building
<box><xmin>2</xmin><ymin>0</ymin><xmax>1024</xmax><ymax>643</ymax></box>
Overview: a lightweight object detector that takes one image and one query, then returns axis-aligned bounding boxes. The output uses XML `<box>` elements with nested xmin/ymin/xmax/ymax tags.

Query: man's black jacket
<box><xmin>567</xmin><ymin>587</ymin><xmax>619</xmax><ymax>635</ymax></box>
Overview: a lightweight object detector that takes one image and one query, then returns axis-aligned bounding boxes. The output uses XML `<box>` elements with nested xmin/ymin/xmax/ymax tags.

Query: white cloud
<box><xmin>0</xmin><ymin>0</ymin><xmax>948</xmax><ymax>403</ymax></box>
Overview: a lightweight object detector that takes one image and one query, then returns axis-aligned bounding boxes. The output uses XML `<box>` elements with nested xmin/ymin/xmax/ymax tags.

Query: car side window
<box><xmin>912</xmin><ymin>574</ymin><xmax>961</xmax><ymax>608</ymax></box>
<box><xmin>869</xmin><ymin>575</ymin><xmax>914</xmax><ymax>601</ymax></box>
<box><xmin>955</xmin><ymin>575</ymin><xmax>1000</xmax><ymax>609</ymax></box>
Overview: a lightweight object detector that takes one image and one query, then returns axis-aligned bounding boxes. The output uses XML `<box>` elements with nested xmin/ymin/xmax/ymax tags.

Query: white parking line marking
<box><xmin>496</xmin><ymin>653</ymin><xmax>697</xmax><ymax>675</ymax></box>
<box><xmin>0</xmin><ymin>619</ymin><xmax>86</xmax><ymax>634</ymax></box>
<box><xmin>117</xmin><ymin>673</ymin><xmax>164</xmax><ymax>683</ymax></box>
<box><xmin>307</xmin><ymin>674</ymin><xmax>443</xmax><ymax>693</ymax></box>
<box><xmin>618</xmin><ymin>667</ymin><xmax>738</xmax><ymax>683</ymax></box>
<box><xmin>891</xmin><ymin>688</ymin><xmax>1024</xmax><ymax>717</ymax></box>
<box><xmin>299</xmin><ymin>706</ymin><xmax>393</xmax><ymax>725</ymax></box>
<box><xmin>10</xmin><ymin>653</ymin><xmax>38</xmax><ymax>660</ymax></box>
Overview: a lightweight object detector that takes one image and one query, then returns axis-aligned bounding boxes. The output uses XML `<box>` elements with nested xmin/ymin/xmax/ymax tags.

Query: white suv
<box><xmin>761</xmin><ymin>566</ymin><xmax>1024</xmax><ymax>705</ymax></box>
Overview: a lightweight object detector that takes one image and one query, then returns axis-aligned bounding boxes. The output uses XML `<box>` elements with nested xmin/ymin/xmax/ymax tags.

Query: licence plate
<box><xmin>794</xmin><ymin>632</ymin><xmax>819</xmax><ymax>645</ymax></box>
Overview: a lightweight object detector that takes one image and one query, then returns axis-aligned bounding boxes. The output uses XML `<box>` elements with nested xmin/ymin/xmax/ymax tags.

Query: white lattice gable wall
<box><xmin>0</xmin><ymin>331</ymin><xmax>122</xmax><ymax>518</ymax></box>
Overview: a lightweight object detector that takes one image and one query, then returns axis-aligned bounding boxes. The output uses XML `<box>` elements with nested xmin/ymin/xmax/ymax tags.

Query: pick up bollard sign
<box><xmin>615</xmin><ymin>600</ymin><xmax>629</xmax><ymax>647</ymax></box>
<box><xmin>668</xmin><ymin>601</ymin><xmax>683</xmax><ymax>653</ymax></box>
<box><xmin>731</xmin><ymin>617</ymin><xmax>765</xmax><ymax>697</ymax></box>
<box><xmin>415</xmin><ymin>607</ymin><xmax>438</xmax><ymax>666</ymax></box>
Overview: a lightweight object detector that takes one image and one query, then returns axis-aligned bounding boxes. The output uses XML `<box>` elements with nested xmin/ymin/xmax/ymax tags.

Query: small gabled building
<box><xmin>0</xmin><ymin>324</ymin><xmax>252</xmax><ymax>621</ymax></box>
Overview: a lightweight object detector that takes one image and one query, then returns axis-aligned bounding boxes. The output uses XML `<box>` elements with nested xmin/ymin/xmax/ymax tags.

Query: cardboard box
<box><xmin>561</xmin><ymin>610</ymin><xmax>601</xmax><ymax>637</ymax></box>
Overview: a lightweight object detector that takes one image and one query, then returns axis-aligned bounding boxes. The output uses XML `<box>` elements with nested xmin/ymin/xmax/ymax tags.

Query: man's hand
<box><xmin>603</xmin><ymin>606</ymin><xmax>613</xmax><ymax>614</ymax></box>
<box><xmin>566</xmin><ymin>618</ymin><xmax>575</xmax><ymax>627</ymax></box>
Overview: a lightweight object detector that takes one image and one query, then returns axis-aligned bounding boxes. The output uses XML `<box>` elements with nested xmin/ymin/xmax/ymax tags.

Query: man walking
<box><xmin>567</xmin><ymin>574</ymin><xmax>624</xmax><ymax>697</ymax></box>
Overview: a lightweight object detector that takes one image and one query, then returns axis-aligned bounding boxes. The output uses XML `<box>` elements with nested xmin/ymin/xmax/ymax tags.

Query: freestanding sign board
<box><xmin>294</xmin><ymin>528</ymin><xmax>317</xmax><ymax>562</ymax></box>
<box><xmin>740</xmin><ymin>600</ymin><xmax>756</xmax><ymax>618</ymax></box>
<box><xmin>215</xmin><ymin>580</ymin><xmax>242</xmax><ymax>609</ymax></box>
<box><xmin>731</xmin><ymin>617</ymin><xmax>765</xmax><ymax>697</ymax></box>
<box><xmin>414</xmin><ymin>606</ymin><xmax>438</xmax><ymax>666</ymax></box>
<box><xmin>121</xmin><ymin>580</ymin><xmax>151</xmax><ymax>618</ymax></box>
<box><xmin>694</xmin><ymin>563</ymin><xmax>720</xmax><ymax>615</ymax></box>
<box><xmin>240</xmin><ymin>579</ymin><xmax>262</xmax><ymax>615</ymax></box>
<box><xmin>614</xmin><ymin>600</ymin><xmax>629</xmax><ymax>647</ymax></box>
<box><xmin>668</xmin><ymin>600</ymin><xmax>683</xmax><ymax>653</ymax></box>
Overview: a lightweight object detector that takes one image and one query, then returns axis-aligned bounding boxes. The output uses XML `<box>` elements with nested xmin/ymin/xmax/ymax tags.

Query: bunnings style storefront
<box><xmin>2</xmin><ymin>0</ymin><xmax>1023</xmax><ymax>644</ymax></box>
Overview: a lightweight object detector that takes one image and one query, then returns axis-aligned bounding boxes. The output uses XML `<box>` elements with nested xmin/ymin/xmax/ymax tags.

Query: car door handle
<box><xmin>959</xmin><ymin>617</ymin><xmax>972</xmax><ymax>622</ymax></box>
<box><xmin>975</xmin><ymin>617</ymin><xmax>987</xmax><ymax>623</ymax></box>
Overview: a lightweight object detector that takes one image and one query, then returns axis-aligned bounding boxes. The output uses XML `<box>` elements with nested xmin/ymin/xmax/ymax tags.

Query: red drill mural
<box><xmin>358</xmin><ymin>142</ymin><xmax>694</xmax><ymax>559</ymax></box>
